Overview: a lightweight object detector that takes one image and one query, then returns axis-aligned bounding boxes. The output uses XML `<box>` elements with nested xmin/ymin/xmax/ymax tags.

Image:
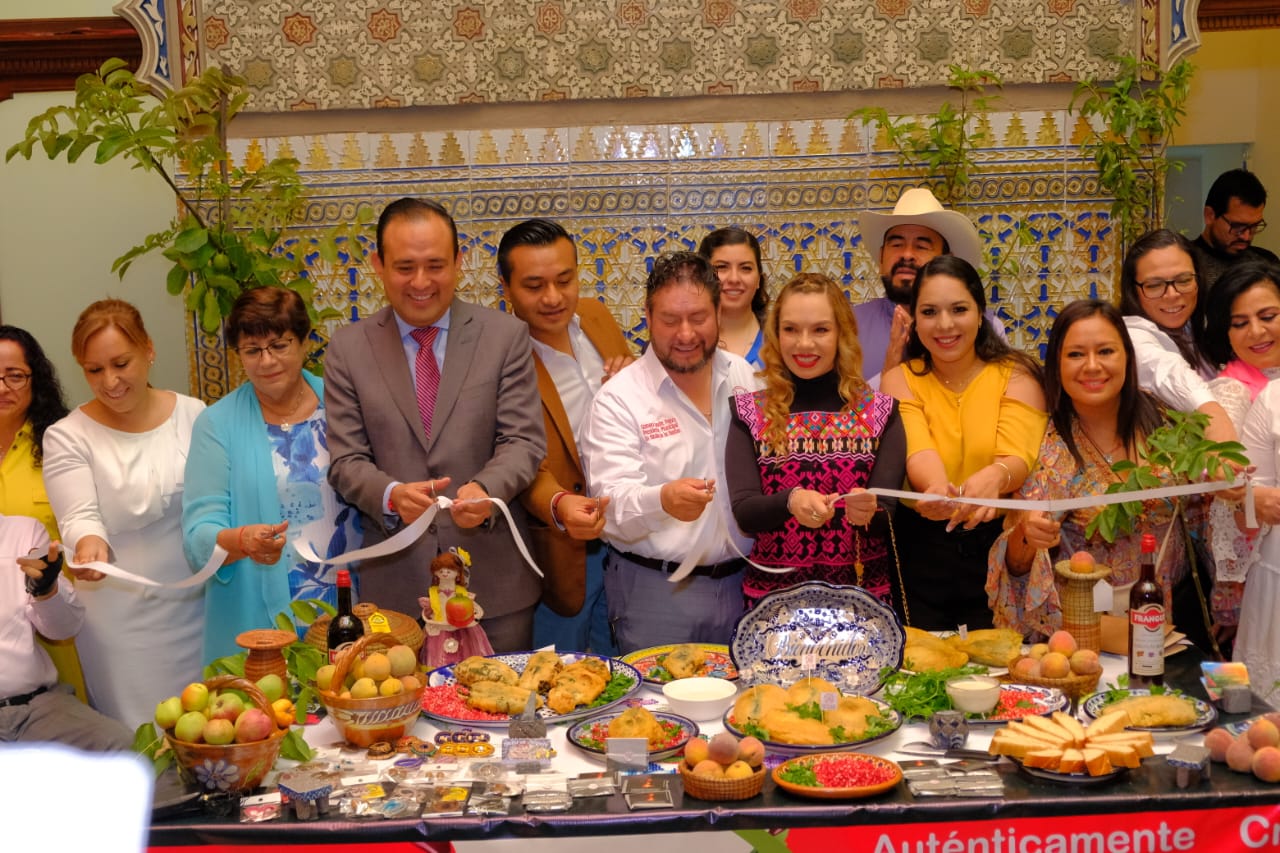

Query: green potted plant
<box><xmin>5</xmin><ymin>58</ymin><xmax>367</xmax><ymax>338</ymax></box>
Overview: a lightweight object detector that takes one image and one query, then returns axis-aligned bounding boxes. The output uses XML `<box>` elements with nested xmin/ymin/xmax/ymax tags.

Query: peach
<box><xmin>692</xmin><ymin>759</ymin><xmax>725</xmax><ymax>779</ymax></box>
<box><xmin>379</xmin><ymin>677</ymin><xmax>405</xmax><ymax>697</ymax></box>
<box><xmin>387</xmin><ymin>645</ymin><xmax>418</xmax><ymax>678</ymax></box>
<box><xmin>1047</xmin><ymin>630</ymin><xmax>1078</xmax><ymax>656</ymax></box>
<box><xmin>1029</xmin><ymin>644</ymin><xmax>1050</xmax><ymax>661</ymax></box>
<box><xmin>1068</xmin><ymin>649</ymin><xmax>1101</xmax><ymax>676</ymax></box>
<box><xmin>684</xmin><ymin>737</ymin><xmax>709</xmax><ymax>768</ymax></box>
<box><xmin>399</xmin><ymin>675</ymin><xmax>421</xmax><ymax>692</ymax></box>
<box><xmin>1040</xmin><ymin>651</ymin><xmax>1071</xmax><ymax>679</ymax></box>
<box><xmin>350</xmin><ymin>677</ymin><xmax>379</xmax><ymax>699</ymax></box>
<box><xmin>1248</xmin><ymin>719</ymin><xmax>1280</xmax><ymax>750</ymax></box>
<box><xmin>724</xmin><ymin>760</ymin><xmax>755</xmax><ymax>780</ymax></box>
<box><xmin>1204</xmin><ymin>728</ymin><xmax>1235</xmax><ymax>763</ymax></box>
<box><xmin>1012</xmin><ymin>657</ymin><xmax>1041</xmax><ymax>680</ymax></box>
<box><xmin>738</xmin><ymin>736</ymin><xmax>765</xmax><ymax>768</ymax></box>
<box><xmin>1263</xmin><ymin>712</ymin><xmax>1280</xmax><ymax>730</ymax></box>
<box><xmin>1227</xmin><ymin>736</ymin><xmax>1257</xmax><ymax>773</ymax></box>
<box><xmin>1069</xmin><ymin>551</ymin><xmax>1096</xmax><ymax>574</ymax></box>
<box><xmin>362</xmin><ymin>653</ymin><xmax>392</xmax><ymax>682</ymax></box>
<box><xmin>315</xmin><ymin>664</ymin><xmax>337</xmax><ymax>692</ymax></box>
<box><xmin>1252</xmin><ymin>746</ymin><xmax>1280</xmax><ymax>783</ymax></box>
<box><xmin>708</xmin><ymin>731</ymin><xmax>740</xmax><ymax>766</ymax></box>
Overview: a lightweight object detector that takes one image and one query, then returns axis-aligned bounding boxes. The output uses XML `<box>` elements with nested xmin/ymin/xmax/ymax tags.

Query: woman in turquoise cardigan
<box><xmin>183</xmin><ymin>287</ymin><xmax>360</xmax><ymax>663</ymax></box>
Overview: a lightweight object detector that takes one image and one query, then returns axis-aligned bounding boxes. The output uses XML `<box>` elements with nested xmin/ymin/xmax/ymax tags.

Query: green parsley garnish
<box><xmin>590</xmin><ymin>672</ymin><xmax>636</xmax><ymax>708</ymax></box>
<box><xmin>878</xmin><ymin>664</ymin><xmax>987</xmax><ymax>720</ymax></box>
<box><xmin>790</xmin><ymin>701</ymin><xmax>824</xmax><ymax>721</ymax></box>
<box><xmin>778</xmin><ymin>761</ymin><xmax>819</xmax><ymax>787</ymax></box>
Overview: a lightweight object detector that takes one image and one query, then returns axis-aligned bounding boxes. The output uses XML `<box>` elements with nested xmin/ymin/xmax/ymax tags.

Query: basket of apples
<box><xmin>155</xmin><ymin>674</ymin><xmax>286</xmax><ymax>793</ymax></box>
<box><xmin>316</xmin><ymin>633</ymin><xmax>425</xmax><ymax>747</ymax></box>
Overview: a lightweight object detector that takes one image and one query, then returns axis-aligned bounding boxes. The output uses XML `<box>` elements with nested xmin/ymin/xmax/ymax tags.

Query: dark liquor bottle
<box><xmin>327</xmin><ymin>569</ymin><xmax>363</xmax><ymax>665</ymax></box>
<box><xmin>1128</xmin><ymin>533</ymin><xmax>1165</xmax><ymax>688</ymax></box>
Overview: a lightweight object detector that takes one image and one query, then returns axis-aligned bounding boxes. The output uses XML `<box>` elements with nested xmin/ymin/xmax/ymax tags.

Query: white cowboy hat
<box><xmin>857</xmin><ymin>187</ymin><xmax>983</xmax><ymax>268</ymax></box>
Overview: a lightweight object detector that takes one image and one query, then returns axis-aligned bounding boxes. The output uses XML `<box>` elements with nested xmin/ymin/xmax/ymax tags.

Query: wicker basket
<box><xmin>1054</xmin><ymin>560</ymin><xmax>1112</xmax><ymax>653</ymax></box>
<box><xmin>304</xmin><ymin>602</ymin><xmax>424</xmax><ymax>654</ymax></box>
<box><xmin>318</xmin><ymin>633</ymin><xmax>426</xmax><ymax>747</ymax></box>
<box><xmin>164</xmin><ymin>675</ymin><xmax>287</xmax><ymax>794</ymax></box>
<box><xmin>679</xmin><ymin>763</ymin><xmax>766</xmax><ymax>801</ymax></box>
<box><xmin>1005</xmin><ymin>658</ymin><xmax>1101</xmax><ymax>700</ymax></box>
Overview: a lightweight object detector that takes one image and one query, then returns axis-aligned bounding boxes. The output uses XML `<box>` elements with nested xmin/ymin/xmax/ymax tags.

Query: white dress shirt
<box><xmin>1123</xmin><ymin>315</ymin><xmax>1216</xmax><ymax>413</ymax></box>
<box><xmin>530</xmin><ymin>315</ymin><xmax>606</xmax><ymax>448</ymax></box>
<box><xmin>0</xmin><ymin>514</ymin><xmax>82</xmax><ymax>699</ymax></box>
<box><xmin>580</xmin><ymin>347</ymin><xmax>762</xmax><ymax>565</ymax></box>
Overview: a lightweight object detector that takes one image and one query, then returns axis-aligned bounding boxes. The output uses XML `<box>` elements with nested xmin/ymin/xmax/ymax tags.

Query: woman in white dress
<box><xmin>43</xmin><ymin>300</ymin><xmax>205</xmax><ymax>727</ymax></box>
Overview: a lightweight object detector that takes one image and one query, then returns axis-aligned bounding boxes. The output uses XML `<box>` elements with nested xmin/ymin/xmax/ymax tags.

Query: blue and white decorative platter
<box><xmin>1081</xmin><ymin>689</ymin><xmax>1217</xmax><ymax>736</ymax></box>
<box><xmin>723</xmin><ymin>697</ymin><xmax>902</xmax><ymax>757</ymax></box>
<box><xmin>729</xmin><ymin>582</ymin><xmax>905</xmax><ymax>696</ymax></box>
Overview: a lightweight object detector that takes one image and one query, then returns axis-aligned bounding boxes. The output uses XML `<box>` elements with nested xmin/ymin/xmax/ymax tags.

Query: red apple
<box><xmin>445</xmin><ymin>590</ymin><xmax>474</xmax><ymax>627</ymax></box>
<box><xmin>233</xmin><ymin>708</ymin><xmax>274</xmax><ymax>744</ymax></box>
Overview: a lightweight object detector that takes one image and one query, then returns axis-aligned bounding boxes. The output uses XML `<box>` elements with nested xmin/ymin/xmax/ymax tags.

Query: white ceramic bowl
<box><xmin>662</xmin><ymin>677</ymin><xmax>738</xmax><ymax>722</ymax></box>
<box><xmin>945</xmin><ymin>674</ymin><xmax>1002</xmax><ymax>714</ymax></box>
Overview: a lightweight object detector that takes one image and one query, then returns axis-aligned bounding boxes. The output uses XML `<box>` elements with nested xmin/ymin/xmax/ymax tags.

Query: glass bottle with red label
<box><xmin>327</xmin><ymin>569</ymin><xmax>364</xmax><ymax>665</ymax></box>
<box><xmin>1128</xmin><ymin>532</ymin><xmax>1164</xmax><ymax>687</ymax></box>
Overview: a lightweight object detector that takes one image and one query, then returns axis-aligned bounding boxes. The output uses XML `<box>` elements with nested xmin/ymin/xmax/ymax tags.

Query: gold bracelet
<box><xmin>993</xmin><ymin>460</ymin><xmax>1013</xmax><ymax>492</ymax></box>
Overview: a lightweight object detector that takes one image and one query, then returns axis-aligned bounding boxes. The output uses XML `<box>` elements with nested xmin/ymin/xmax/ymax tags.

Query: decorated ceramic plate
<box><xmin>421</xmin><ymin>651</ymin><xmax>642</xmax><ymax>728</ymax></box>
<box><xmin>567</xmin><ymin>709</ymin><xmax>699</xmax><ymax>762</ymax></box>
<box><xmin>1223</xmin><ymin>712</ymin><xmax>1280</xmax><ymax>737</ymax></box>
<box><xmin>730</xmin><ymin>581</ymin><xmax>905</xmax><ymax>697</ymax></box>
<box><xmin>621</xmin><ymin>643</ymin><xmax>739</xmax><ymax>685</ymax></box>
<box><xmin>1081</xmin><ymin>689</ymin><xmax>1217</xmax><ymax>735</ymax></box>
<box><xmin>968</xmin><ymin>684</ymin><xmax>1069</xmax><ymax>726</ymax></box>
<box><xmin>723</xmin><ymin>696</ymin><xmax>902</xmax><ymax>757</ymax></box>
<box><xmin>772</xmin><ymin>752</ymin><xmax>902</xmax><ymax>800</ymax></box>
<box><xmin>1012</xmin><ymin>758</ymin><xmax>1131</xmax><ymax>786</ymax></box>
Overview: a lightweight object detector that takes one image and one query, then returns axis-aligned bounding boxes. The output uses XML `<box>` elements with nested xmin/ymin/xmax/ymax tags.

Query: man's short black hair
<box><xmin>376</xmin><ymin>197</ymin><xmax>458</xmax><ymax>260</ymax></box>
<box><xmin>497</xmin><ymin>218</ymin><xmax>576</xmax><ymax>282</ymax></box>
<box><xmin>644</xmin><ymin>251</ymin><xmax>720</xmax><ymax>311</ymax></box>
<box><xmin>1205</xmin><ymin>168</ymin><xmax>1267</xmax><ymax>216</ymax></box>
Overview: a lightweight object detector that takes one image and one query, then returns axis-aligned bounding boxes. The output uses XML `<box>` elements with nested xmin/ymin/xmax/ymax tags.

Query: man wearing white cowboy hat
<box><xmin>854</xmin><ymin>187</ymin><xmax>1005</xmax><ymax>387</ymax></box>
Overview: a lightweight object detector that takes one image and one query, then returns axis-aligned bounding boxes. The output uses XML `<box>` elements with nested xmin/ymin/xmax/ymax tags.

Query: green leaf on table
<box><xmin>280</xmin><ymin>727</ymin><xmax>316</xmax><ymax>762</ymax></box>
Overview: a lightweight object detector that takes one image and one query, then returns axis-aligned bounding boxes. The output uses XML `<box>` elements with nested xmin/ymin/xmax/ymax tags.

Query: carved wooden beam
<box><xmin>0</xmin><ymin>17</ymin><xmax>141</xmax><ymax>102</ymax></box>
<box><xmin>1198</xmin><ymin>0</ymin><xmax>1280</xmax><ymax>30</ymax></box>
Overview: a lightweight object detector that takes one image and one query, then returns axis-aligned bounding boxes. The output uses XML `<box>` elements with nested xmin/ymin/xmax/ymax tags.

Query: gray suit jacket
<box><xmin>325</xmin><ymin>301</ymin><xmax>546</xmax><ymax>620</ymax></box>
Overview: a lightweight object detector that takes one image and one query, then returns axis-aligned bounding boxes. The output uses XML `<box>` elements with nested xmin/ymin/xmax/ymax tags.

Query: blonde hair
<box><xmin>70</xmin><ymin>299</ymin><xmax>152</xmax><ymax>363</ymax></box>
<box><xmin>758</xmin><ymin>273</ymin><xmax>867</xmax><ymax>455</ymax></box>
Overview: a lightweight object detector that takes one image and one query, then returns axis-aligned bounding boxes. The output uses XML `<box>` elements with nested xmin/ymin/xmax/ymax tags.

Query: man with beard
<box><xmin>1192</xmin><ymin>168</ymin><xmax>1278</xmax><ymax>292</ymax></box>
<box><xmin>854</xmin><ymin>187</ymin><xmax>1002</xmax><ymax>387</ymax></box>
<box><xmin>579</xmin><ymin>252</ymin><xmax>761</xmax><ymax>652</ymax></box>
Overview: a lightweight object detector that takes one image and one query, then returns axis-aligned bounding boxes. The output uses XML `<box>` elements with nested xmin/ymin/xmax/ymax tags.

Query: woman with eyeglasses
<box><xmin>43</xmin><ymin>299</ymin><xmax>206</xmax><ymax>727</ymax></box>
<box><xmin>183</xmin><ymin>286</ymin><xmax>361</xmax><ymax>662</ymax></box>
<box><xmin>1118</xmin><ymin>229</ymin><xmax>1236</xmax><ymax>445</ymax></box>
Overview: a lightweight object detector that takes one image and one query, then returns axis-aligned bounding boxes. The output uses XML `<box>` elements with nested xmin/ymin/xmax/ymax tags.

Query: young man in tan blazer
<box><xmin>498</xmin><ymin>219</ymin><xmax>635</xmax><ymax>653</ymax></box>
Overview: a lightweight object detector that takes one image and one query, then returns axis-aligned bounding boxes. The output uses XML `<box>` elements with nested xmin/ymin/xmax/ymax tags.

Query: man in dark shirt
<box><xmin>1191</xmin><ymin>168</ymin><xmax>1278</xmax><ymax>292</ymax></box>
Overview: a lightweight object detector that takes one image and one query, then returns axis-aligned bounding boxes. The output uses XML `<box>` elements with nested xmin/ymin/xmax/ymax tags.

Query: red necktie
<box><xmin>411</xmin><ymin>326</ymin><xmax>440</xmax><ymax>439</ymax></box>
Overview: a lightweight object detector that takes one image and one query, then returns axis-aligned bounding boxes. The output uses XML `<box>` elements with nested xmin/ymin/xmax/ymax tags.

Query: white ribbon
<box><xmin>293</xmin><ymin>495</ymin><xmax>543</xmax><ymax>578</ymax></box>
<box><xmin>64</xmin><ymin>544</ymin><xmax>230</xmax><ymax>589</ymax></box>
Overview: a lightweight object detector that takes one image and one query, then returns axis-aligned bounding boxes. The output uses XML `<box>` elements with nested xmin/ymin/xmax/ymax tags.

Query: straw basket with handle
<box><xmin>678</xmin><ymin>763</ymin><xmax>766</xmax><ymax>801</ymax></box>
<box><xmin>319</xmin><ymin>633</ymin><xmax>426</xmax><ymax>747</ymax></box>
<box><xmin>164</xmin><ymin>675</ymin><xmax>287</xmax><ymax>794</ymax></box>
<box><xmin>1004</xmin><ymin>661</ymin><xmax>1102</xmax><ymax>700</ymax></box>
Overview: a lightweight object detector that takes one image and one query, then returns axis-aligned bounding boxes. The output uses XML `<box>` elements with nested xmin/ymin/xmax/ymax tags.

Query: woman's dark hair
<box><xmin>904</xmin><ymin>255</ymin><xmax>1041</xmax><ymax>381</ymax></box>
<box><xmin>0</xmin><ymin>325</ymin><xmax>68</xmax><ymax>465</ymax></box>
<box><xmin>698</xmin><ymin>227</ymin><xmax>769</xmax><ymax>323</ymax></box>
<box><xmin>1202</xmin><ymin>261</ymin><xmax>1280</xmax><ymax>367</ymax></box>
<box><xmin>1043</xmin><ymin>300</ymin><xmax>1164</xmax><ymax>470</ymax></box>
<box><xmin>1117</xmin><ymin>228</ymin><xmax>1211</xmax><ymax>372</ymax></box>
<box><xmin>225</xmin><ymin>287</ymin><xmax>311</xmax><ymax>347</ymax></box>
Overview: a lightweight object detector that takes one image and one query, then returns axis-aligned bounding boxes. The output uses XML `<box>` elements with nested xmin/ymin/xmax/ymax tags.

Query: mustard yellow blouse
<box><xmin>898</xmin><ymin>359</ymin><xmax>1048</xmax><ymax>485</ymax></box>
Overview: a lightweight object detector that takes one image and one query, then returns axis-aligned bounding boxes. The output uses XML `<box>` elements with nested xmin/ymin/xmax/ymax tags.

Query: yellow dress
<box><xmin>893</xmin><ymin>360</ymin><xmax>1049</xmax><ymax>630</ymax></box>
<box><xmin>0</xmin><ymin>422</ymin><xmax>88</xmax><ymax>701</ymax></box>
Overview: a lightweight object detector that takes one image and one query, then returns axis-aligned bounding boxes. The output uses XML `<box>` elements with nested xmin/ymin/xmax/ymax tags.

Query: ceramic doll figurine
<box><xmin>419</xmin><ymin>547</ymin><xmax>494</xmax><ymax>669</ymax></box>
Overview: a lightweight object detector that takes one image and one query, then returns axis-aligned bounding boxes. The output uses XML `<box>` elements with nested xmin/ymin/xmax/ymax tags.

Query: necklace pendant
<box><xmin>280</xmin><ymin>421</ymin><xmax>292</xmax><ymax>432</ymax></box>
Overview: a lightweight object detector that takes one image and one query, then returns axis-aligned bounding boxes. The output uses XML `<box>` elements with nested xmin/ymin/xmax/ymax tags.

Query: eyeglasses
<box><xmin>237</xmin><ymin>338</ymin><xmax>297</xmax><ymax>360</ymax></box>
<box><xmin>1138</xmin><ymin>272</ymin><xmax>1197</xmax><ymax>299</ymax></box>
<box><xmin>0</xmin><ymin>371</ymin><xmax>31</xmax><ymax>391</ymax></box>
<box><xmin>1219</xmin><ymin>215</ymin><xmax>1267</xmax><ymax>237</ymax></box>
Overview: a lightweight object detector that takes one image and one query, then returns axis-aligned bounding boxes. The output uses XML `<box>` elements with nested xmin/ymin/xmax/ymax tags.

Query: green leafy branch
<box><xmin>1086</xmin><ymin>411</ymin><xmax>1248</xmax><ymax>543</ymax></box>
<box><xmin>1071</xmin><ymin>56</ymin><xmax>1195</xmax><ymax>250</ymax></box>
<box><xmin>854</xmin><ymin>65</ymin><xmax>1002</xmax><ymax>204</ymax></box>
<box><xmin>5</xmin><ymin>58</ymin><xmax>369</xmax><ymax>336</ymax></box>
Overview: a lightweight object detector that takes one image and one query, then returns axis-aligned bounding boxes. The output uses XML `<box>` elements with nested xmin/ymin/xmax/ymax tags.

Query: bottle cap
<box><xmin>1141</xmin><ymin>533</ymin><xmax>1157</xmax><ymax>553</ymax></box>
<box><xmin>337</xmin><ymin>569</ymin><xmax>351</xmax><ymax>586</ymax></box>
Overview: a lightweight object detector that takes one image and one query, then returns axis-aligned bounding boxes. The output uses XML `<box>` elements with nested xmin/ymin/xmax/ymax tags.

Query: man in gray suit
<box><xmin>325</xmin><ymin>197</ymin><xmax>547</xmax><ymax>651</ymax></box>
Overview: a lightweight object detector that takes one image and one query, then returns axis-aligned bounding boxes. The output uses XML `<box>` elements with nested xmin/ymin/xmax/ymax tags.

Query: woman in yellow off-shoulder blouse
<box><xmin>881</xmin><ymin>256</ymin><xmax>1048</xmax><ymax>631</ymax></box>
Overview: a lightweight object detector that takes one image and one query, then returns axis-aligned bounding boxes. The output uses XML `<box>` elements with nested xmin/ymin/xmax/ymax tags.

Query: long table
<box><xmin>148</xmin><ymin>648</ymin><xmax>1280</xmax><ymax>850</ymax></box>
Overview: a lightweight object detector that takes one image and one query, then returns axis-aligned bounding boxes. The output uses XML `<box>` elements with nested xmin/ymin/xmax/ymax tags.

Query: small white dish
<box><xmin>662</xmin><ymin>677</ymin><xmax>738</xmax><ymax>721</ymax></box>
<box><xmin>945</xmin><ymin>675</ymin><xmax>1001</xmax><ymax>714</ymax></box>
